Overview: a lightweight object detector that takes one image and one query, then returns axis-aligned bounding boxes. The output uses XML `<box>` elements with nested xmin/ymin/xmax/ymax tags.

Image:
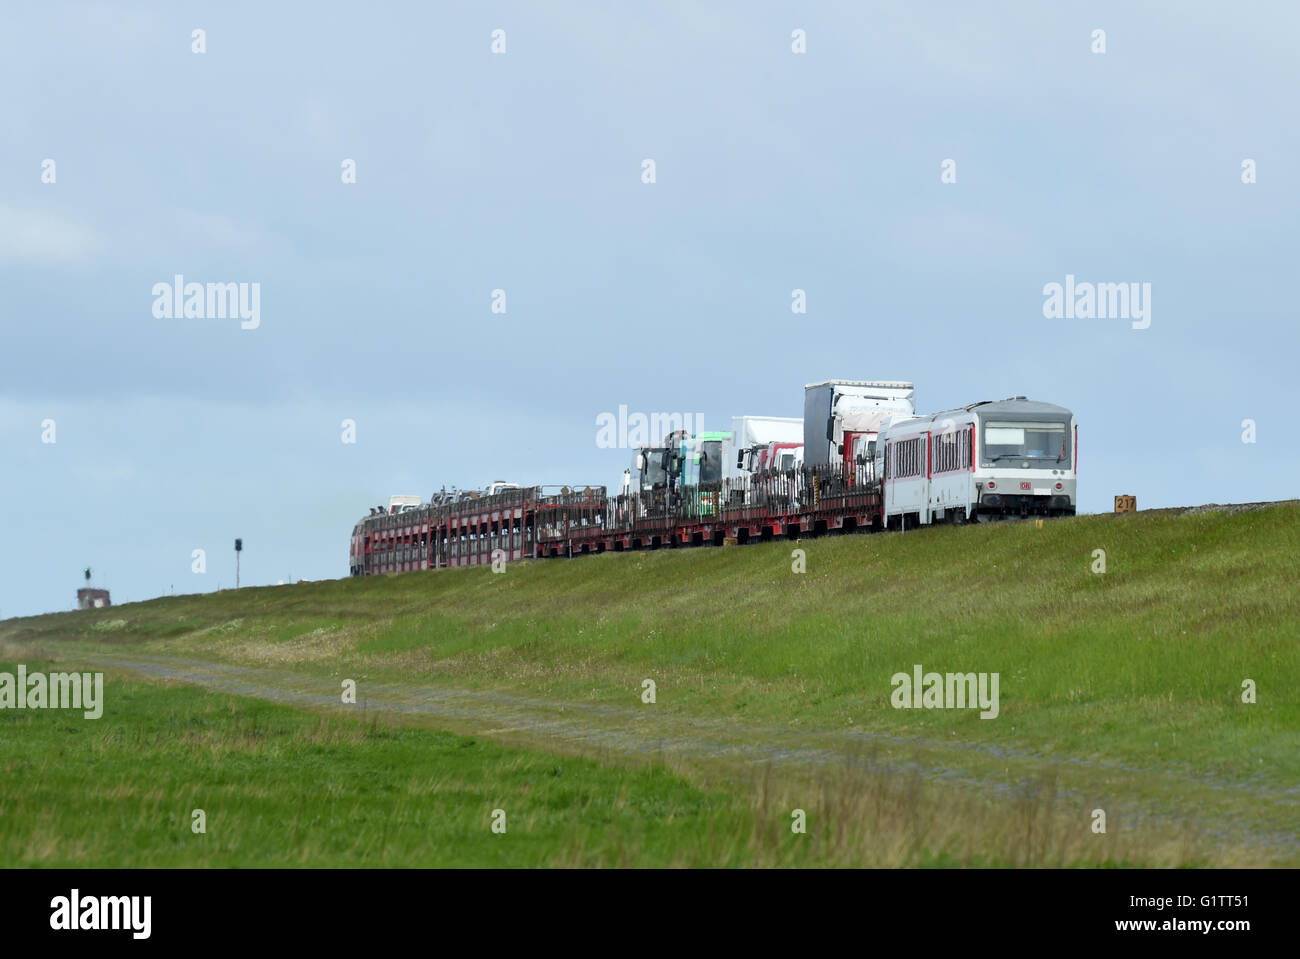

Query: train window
<box><xmin>889</xmin><ymin>437</ymin><xmax>922</xmax><ymax>478</ymax></box>
<box><xmin>983</xmin><ymin>421</ymin><xmax>1069</xmax><ymax>466</ymax></box>
<box><xmin>986</xmin><ymin>426</ymin><xmax>1024</xmax><ymax>445</ymax></box>
<box><xmin>933</xmin><ymin>428</ymin><xmax>969</xmax><ymax>473</ymax></box>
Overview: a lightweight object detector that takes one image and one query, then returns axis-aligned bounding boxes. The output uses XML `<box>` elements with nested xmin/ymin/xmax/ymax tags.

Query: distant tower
<box><xmin>235</xmin><ymin>538</ymin><xmax>243</xmax><ymax>588</ymax></box>
<box><xmin>77</xmin><ymin>568</ymin><xmax>110</xmax><ymax>609</ymax></box>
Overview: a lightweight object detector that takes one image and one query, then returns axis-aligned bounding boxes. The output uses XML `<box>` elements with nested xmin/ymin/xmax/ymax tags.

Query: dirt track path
<box><xmin>0</xmin><ymin>643</ymin><xmax>1281</xmax><ymax>861</ymax></box>
<box><xmin>88</xmin><ymin>653</ymin><xmax>901</xmax><ymax>769</ymax></box>
<box><xmin>70</xmin><ymin>652</ymin><xmax>1298</xmax><ymax>857</ymax></box>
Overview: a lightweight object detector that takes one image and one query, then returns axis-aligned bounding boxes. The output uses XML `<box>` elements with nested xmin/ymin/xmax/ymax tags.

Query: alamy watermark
<box><xmin>595</xmin><ymin>405</ymin><xmax>704</xmax><ymax>449</ymax></box>
<box><xmin>0</xmin><ymin>666</ymin><xmax>103</xmax><ymax>719</ymax></box>
<box><xmin>890</xmin><ymin>664</ymin><xmax>999</xmax><ymax>719</ymax></box>
<box><xmin>50</xmin><ymin>890</ymin><xmax>150</xmax><ymax>939</ymax></box>
<box><xmin>152</xmin><ymin>275</ymin><xmax>260</xmax><ymax>330</ymax></box>
<box><xmin>1042</xmin><ymin>274</ymin><xmax>1150</xmax><ymax>329</ymax></box>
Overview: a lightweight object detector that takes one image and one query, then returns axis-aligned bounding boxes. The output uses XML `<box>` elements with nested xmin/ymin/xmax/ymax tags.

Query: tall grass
<box><xmin>0</xmin><ymin>666</ymin><xmax>1221</xmax><ymax>866</ymax></box>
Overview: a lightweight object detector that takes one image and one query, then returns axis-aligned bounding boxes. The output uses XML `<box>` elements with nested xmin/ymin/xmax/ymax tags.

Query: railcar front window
<box><xmin>982</xmin><ymin>421</ymin><xmax>1070</xmax><ymax>466</ymax></box>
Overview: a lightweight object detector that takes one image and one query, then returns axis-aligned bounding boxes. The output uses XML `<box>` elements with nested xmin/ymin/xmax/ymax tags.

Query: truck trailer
<box><xmin>803</xmin><ymin>380</ymin><xmax>916</xmax><ymax>472</ymax></box>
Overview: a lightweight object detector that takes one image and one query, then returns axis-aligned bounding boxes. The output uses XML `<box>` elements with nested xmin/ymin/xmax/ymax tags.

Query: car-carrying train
<box><xmin>348</xmin><ymin>380</ymin><xmax>1077</xmax><ymax>576</ymax></box>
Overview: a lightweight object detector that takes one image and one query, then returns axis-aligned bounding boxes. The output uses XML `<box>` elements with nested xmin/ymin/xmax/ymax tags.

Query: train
<box><xmin>879</xmin><ymin>396</ymin><xmax>1077</xmax><ymax>529</ymax></box>
<box><xmin>348</xmin><ymin>381</ymin><xmax>1077</xmax><ymax>577</ymax></box>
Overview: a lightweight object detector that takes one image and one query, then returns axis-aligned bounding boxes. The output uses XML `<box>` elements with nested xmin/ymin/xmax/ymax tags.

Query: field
<box><xmin>2</xmin><ymin>502</ymin><xmax>1298</xmax><ymax>866</ymax></box>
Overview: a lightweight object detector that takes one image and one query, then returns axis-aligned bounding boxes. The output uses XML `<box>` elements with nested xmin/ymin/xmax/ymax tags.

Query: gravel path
<box><xmin>73</xmin><ymin>652</ymin><xmax>1298</xmax><ymax>858</ymax></box>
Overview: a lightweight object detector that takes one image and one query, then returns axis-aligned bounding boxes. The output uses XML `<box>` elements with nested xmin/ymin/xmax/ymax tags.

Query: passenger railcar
<box><xmin>876</xmin><ymin>397</ymin><xmax>1076</xmax><ymax>527</ymax></box>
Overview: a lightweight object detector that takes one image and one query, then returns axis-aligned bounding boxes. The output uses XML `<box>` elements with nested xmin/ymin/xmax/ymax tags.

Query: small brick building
<box><xmin>77</xmin><ymin>588</ymin><xmax>111</xmax><ymax>610</ymax></box>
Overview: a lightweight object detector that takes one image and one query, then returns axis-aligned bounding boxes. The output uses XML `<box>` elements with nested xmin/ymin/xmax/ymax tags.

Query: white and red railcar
<box><xmin>877</xmin><ymin>397</ymin><xmax>1077</xmax><ymax>527</ymax></box>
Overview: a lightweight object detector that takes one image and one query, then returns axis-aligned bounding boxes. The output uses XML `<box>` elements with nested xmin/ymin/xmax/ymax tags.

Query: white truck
<box><xmin>729</xmin><ymin>415</ymin><xmax>803</xmax><ymax>478</ymax></box>
<box><xmin>726</xmin><ymin>415</ymin><xmax>804</xmax><ymax>506</ymax></box>
<box><xmin>802</xmin><ymin>380</ymin><xmax>915</xmax><ymax>473</ymax></box>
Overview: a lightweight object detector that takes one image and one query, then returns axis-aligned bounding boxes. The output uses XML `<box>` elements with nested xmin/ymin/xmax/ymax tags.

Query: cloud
<box><xmin>169</xmin><ymin>208</ymin><xmax>283</xmax><ymax>256</ymax></box>
<box><xmin>0</xmin><ymin>204</ymin><xmax>104</xmax><ymax>262</ymax></box>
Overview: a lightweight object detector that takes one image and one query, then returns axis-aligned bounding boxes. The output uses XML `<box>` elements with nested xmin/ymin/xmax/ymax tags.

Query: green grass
<box><xmin>3</xmin><ymin>503</ymin><xmax>1298</xmax><ymax>866</ymax></box>
<box><xmin>11</xmin><ymin>505</ymin><xmax>1295</xmax><ymax>776</ymax></box>
<box><xmin>0</xmin><ymin>661</ymin><xmax>734</xmax><ymax>866</ymax></box>
<box><xmin>0</xmin><ymin>661</ymin><xmax>1161</xmax><ymax>867</ymax></box>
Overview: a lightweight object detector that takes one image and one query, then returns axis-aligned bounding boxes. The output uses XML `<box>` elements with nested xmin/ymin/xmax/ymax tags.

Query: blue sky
<box><xmin>2</xmin><ymin>1</ymin><xmax>1297</xmax><ymax>617</ymax></box>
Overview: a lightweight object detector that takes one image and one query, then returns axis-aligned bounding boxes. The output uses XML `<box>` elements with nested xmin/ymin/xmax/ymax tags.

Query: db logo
<box><xmin>1019</xmin><ymin>481</ymin><xmax>1032</xmax><ymax>491</ymax></box>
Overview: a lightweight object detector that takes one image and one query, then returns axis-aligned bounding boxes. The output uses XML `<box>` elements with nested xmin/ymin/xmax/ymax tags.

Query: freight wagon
<box><xmin>349</xmin><ymin>485</ymin><xmax>605</xmax><ymax>576</ymax></box>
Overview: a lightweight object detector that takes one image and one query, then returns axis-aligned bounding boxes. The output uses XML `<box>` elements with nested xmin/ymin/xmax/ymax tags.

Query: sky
<box><xmin>2</xmin><ymin>1</ymin><xmax>1297</xmax><ymax>617</ymax></box>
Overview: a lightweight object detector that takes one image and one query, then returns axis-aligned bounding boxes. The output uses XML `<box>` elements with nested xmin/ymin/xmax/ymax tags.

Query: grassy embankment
<box><xmin>2</xmin><ymin>503</ymin><xmax>1297</xmax><ymax>865</ymax></box>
